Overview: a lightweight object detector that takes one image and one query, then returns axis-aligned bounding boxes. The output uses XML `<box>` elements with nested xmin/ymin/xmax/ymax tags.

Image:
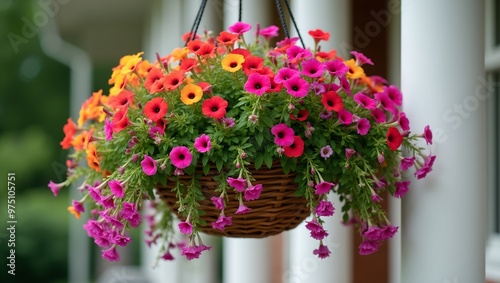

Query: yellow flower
<box><xmin>344</xmin><ymin>59</ymin><xmax>365</xmax><ymax>80</ymax></box>
<box><xmin>120</xmin><ymin>52</ymin><xmax>144</xmax><ymax>75</ymax></box>
<box><xmin>221</xmin><ymin>54</ymin><xmax>245</xmax><ymax>72</ymax></box>
<box><xmin>180</xmin><ymin>84</ymin><xmax>203</xmax><ymax>105</ymax></box>
<box><xmin>171</xmin><ymin>47</ymin><xmax>189</xmax><ymax>61</ymax></box>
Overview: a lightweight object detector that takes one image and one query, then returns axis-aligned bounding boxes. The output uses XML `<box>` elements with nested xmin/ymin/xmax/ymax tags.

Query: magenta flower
<box><xmin>211</xmin><ymin>214</ymin><xmax>233</xmax><ymax>231</ymax></box>
<box><xmin>235</xmin><ymin>202</ymin><xmax>251</xmax><ymax>214</ymax></box>
<box><xmin>108</xmin><ymin>180</ymin><xmax>124</xmax><ymax>198</ymax></box>
<box><xmin>423</xmin><ymin>125</ymin><xmax>433</xmax><ymax>145</ymax></box>
<box><xmin>383</xmin><ymin>85</ymin><xmax>403</xmax><ymax>106</ymax></box>
<box><xmin>122</xmin><ymin>202</ymin><xmax>140</xmax><ymax>227</ymax></box>
<box><xmin>102</xmin><ymin>246</ymin><xmax>120</xmax><ymax>261</ymax></box>
<box><xmin>259</xmin><ymin>25</ymin><xmax>279</xmax><ymax>40</ymax></box>
<box><xmin>86</xmin><ymin>184</ymin><xmax>102</xmax><ymax>203</ymax></box>
<box><xmin>162</xmin><ymin>250</ymin><xmax>175</xmax><ymax>261</ymax></box>
<box><xmin>314</xmin><ymin>181</ymin><xmax>335</xmax><ymax>195</ymax></box>
<box><xmin>276</xmin><ymin>36</ymin><xmax>299</xmax><ymax>47</ymax></box>
<box><xmin>311</xmin><ymin>81</ymin><xmax>326</xmax><ymax>95</ymax></box>
<box><xmin>338</xmin><ymin>109</ymin><xmax>353</xmax><ymax>125</ymax></box>
<box><xmin>320</xmin><ymin>145</ymin><xmax>333</xmax><ymax>159</ymax></box>
<box><xmin>148</xmin><ymin>126</ymin><xmax>164</xmax><ymax>139</ymax></box>
<box><xmin>83</xmin><ymin>219</ymin><xmax>103</xmax><ymax>238</ymax></box>
<box><xmin>170</xmin><ymin>146</ymin><xmax>193</xmax><ymax>169</ymax></box>
<box><xmin>351</xmin><ymin>51</ymin><xmax>374</xmax><ymax>66</ymax></box>
<box><xmin>271</xmin><ymin>123</ymin><xmax>295</xmax><ymax>147</ymax></box>
<box><xmin>371</xmin><ymin>108</ymin><xmax>387</xmax><ymax>124</ymax></box>
<box><xmin>227</xmin><ymin>177</ymin><xmax>247</xmax><ymax>192</ymax></box>
<box><xmin>181</xmin><ymin>245</ymin><xmax>202</xmax><ymax>260</ymax></box>
<box><xmin>363</xmin><ymin>226</ymin><xmax>383</xmax><ymax>241</ymax></box>
<box><xmin>356</xmin><ymin>118</ymin><xmax>371</xmax><ymax>136</ymax></box>
<box><xmin>345</xmin><ymin>148</ymin><xmax>356</xmax><ymax>159</ymax></box>
<box><xmin>72</xmin><ymin>200</ymin><xmax>85</xmax><ymax>213</ymax></box>
<box><xmin>400</xmin><ymin>156</ymin><xmax>415</xmax><ymax>171</ymax></box>
<box><xmin>104</xmin><ymin>118</ymin><xmax>113</xmax><ymax>141</ymax></box>
<box><xmin>113</xmin><ymin>233</ymin><xmax>132</xmax><ymax>246</ymax></box>
<box><xmin>244</xmin><ymin>184</ymin><xmax>263</xmax><ymax>201</ymax></box>
<box><xmin>354</xmin><ymin>92</ymin><xmax>377</xmax><ymax>110</ymax></box>
<box><xmin>228</xmin><ymin>21</ymin><xmax>252</xmax><ymax>34</ymax></box>
<box><xmin>141</xmin><ymin>155</ymin><xmax>157</xmax><ymax>176</ymax></box>
<box><xmin>394</xmin><ymin>181</ymin><xmax>411</xmax><ymax>198</ymax></box>
<box><xmin>283</xmin><ymin>75</ymin><xmax>310</xmax><ymax>98</ymax></box>
<box><xmin>286</xmin><ymin>45</ymin><xmax>312</xmax><ymax>63</ymax></box>
<box><xmin>305</xmin><ymin>219</ymin><xmax>329</xmax><ymax>240</ymax></box>
<box><xmin>244</xmin><ymin>73</ymin><xmax>271</xmax><ymax>95</ymax></box>
<box><xmin>315</xmin><ymin>200</ymin><xmax>335</xmax><ymax>217</ymax></box>
<box><xmin>381</xmin><ymin>225</ymin><xmax>399</xmax><ymax>240</ymax></box>
<box><xmin>324</xmin><ymin>58</ymin><xmax>348</xmax><ymax>77</ymax></box>
<box><xmin>313</xmin><ymin>243</ymin><xmax>331</xmax><ymax>259</ymax></box>
<box><xmin>371</xmin><ymin>193</ymin><xmax>382</xmax><ymax>203</ymax></box>
<box><xmin>339</xmin><ymin>76</ymin><xmax>351</xmax><ymax>96</ymax></box>
<box><xmin>359</xmin><ymin>240</ymin><xmax>379</xmax><ymax>255</ymax></box>
<box><xmin>398</xmin><ymin>112</ymin><xmax>410</xmax><ymax>131</ymax></box>
<box><xmin>178</xmin><ymin>220</ymin><xmax>193</xmax><ymax>235</ymax></box>
<box><xmin>301</xmin><ymin>58</ymin><xmax>325</xmax><ymax>78</ymax></box>
<box><xmin>274</xmin><ymin>67</ymin><xmax>300</xmax><ymax>84</ymax></box>
<box><xmin>211</xmin><ymin>196</ymin><xmax>224</xmax><ymax>210</ymax></box>
<box><xmin>375</xmin><ymin>92</ymin><xmax>396</xmax><ymax>113</ymax></box>
<box><xmin>48</xmin><ymin>180</ymin><xmax>63</xmax><ymax>197</ymax></box>
<box><xmin>194</xmin><ymin>134</ymin><xmax>211</xmax><ymax>153</ymax></box>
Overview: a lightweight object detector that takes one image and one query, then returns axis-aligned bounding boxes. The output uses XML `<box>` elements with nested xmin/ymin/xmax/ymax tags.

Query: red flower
<box><xmin>216</xmin><ymin>31</ymin><xmax>239</xmax><ymax>47</ymax></box>
<box><xmin>144</xmin><ymin>97</ymin><xmax>168</xmax><ymax>122</ymax></box>
<box><xmin>321</xmin><ymin>91</ymin><xmax>344</xmax><ymax>112</ymax></box>
<box><xmin>308</xmin><ymin>29</ymin><xmax>330</xmax><ymax>44</ymax></box>
<box><xmin>284</xmin><ymin>136</ymin><xmax>305</xmax><ymax>158</ymax></box>
<box><xmin>60</xmin><ymin>118</ymin><xmax>78</xmax><ymax>149</ymax></box>
<box><xmin>230</xmin><ymin>48</ymin><xmax>251</xmax><ymax>58</ymax></box>
<box><xmin>242</xmin><ymin>55</ymin><xmax>264</xmax><ymax>75</ymax></box>
<box><xmin>202</xmin><ymin>96</ymin><xmax>228</xmax><ymax>119</ymax></box>
<box><xmin>108</xmin><ymin>90</ymin><xmax>134</xmax><ymax>110</ymax></box>
<box><xmin>196</xmin><ymin>42</ymin><xmax>215</xmax><ymax>57</ymax></box>
<box><xmin>163</xmin><ymin>70</ymin><xmax>185</xmax><ymax>91</ymax></box>
<box><xmin>386</xmin><ymin>127</ymin><xmax>403</xmax><ymax>151</ymax></box>
<box><xmin>179</xmin><ymin>58</ymin><xmax>198</xmax><ymax>72</ymax></box>
<box><xmin>112</xmin><ymin>107</ymin><xmax>130</xmax><ymax>133</ymax></box>
<box><xmin>144</xmin><ymin>67</ymin><xmax>165</xmax><ymax>94</ymax></box>
<box><xmin>290</xmin><ymin>110</ymin><xmax>309</xmax><ymax>121</ymax></box>
<box><xmin>187</xmin><ymin>40</ymin><xmax>204</xmax><ymax>53</ymax></box>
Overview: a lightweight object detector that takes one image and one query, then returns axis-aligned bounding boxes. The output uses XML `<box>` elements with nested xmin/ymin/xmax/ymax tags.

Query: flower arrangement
<box><xmin>49</xmin><ymin>22</ymin><xmax>435</xmax><ymax>262</ymax></box>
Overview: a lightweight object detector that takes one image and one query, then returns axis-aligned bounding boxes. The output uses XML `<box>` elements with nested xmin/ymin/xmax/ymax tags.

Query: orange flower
<box><xmin>136</xmin><ymin>59</ymin><xmax>153</xmax><ymax>78</ymax></box>
<box><xmin>344</xmin><ymin>59</ymin><xmax>365</xmax><ymax>80</ymax></box>
<box><xmin>60</xmin><ymin>118</ymin><xmax>77</xmax><ymax>149</ymax></box>
<box><xmin>120</xmin><ymin>52</ymin><xmax>144</xmax><ymax>75</ymax></box>
<box><xmin>171</xmin><ymin>47</ymin><xmax>189</xmax><ymax>61</ymax></box>
<box><xmin>71</xmin><ymin>129</ymin><xmax>94</xmax><ymax>151</ymax></box>
<box><xmin>180</xmin><ymin>84</ymin><xmax>203</xmax><ymax>105</ymax></box>
<box><xmin>217</xmin><ymin>31</ymin><xmax>239</xmax><ymax>47</ymax></box>
<box><xmin>67</xmin><ymin>206</ymin><xmax>80</xmax><ymax>219</ymax></box>
<box><xmin>316</xmin><ymin>50</ymin><xmax>337</xmax><ymax>62</ymax></box>
<box><xmin>221</xmin><ymin>54</ymin><xmax>245</xmax><ymax>72</ymax></box>
<box><xmin>85</xmin><ymin>142</ymin><xmax>100</xmax><ymax>172</ymax></box>
<box><xmin>109</xmin><ymin>73</ymin><xmax>127</xmax><ymax>96</ymax></box>
<box><xmin>163</xmin><ymin>70</ymin><xmax>185</xmax><ymax>91</ymax></box>
<box><xmin>78</xmin><ymin>90</ymin><xmax>105</xmax><ymax>127</ymax></box>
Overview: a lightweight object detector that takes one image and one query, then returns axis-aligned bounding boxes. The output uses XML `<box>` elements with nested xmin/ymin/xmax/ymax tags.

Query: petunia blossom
<box><xmin>170</xmin><ymin>146</ymin><xmax>193</xmax><ymax>169</ymax></box>
<box><xmin>274</xmin><ymin>67</ymin><xmax>300</xmax><ymax>83</ymax></box>
<box><xmin>305</xmin><ymin>219</ymin><xmax>329</xmax><ymax>240</ymax></box>
<box><xmin>283</xmin><ymin>136</ymin><xmax>305</xmax><ymax>158</ymax></box>
<box><xmin>320</xmin><ymin>145</ymin><xmax>333</xmax><ymax>159</ymax></box>
<box><xmin>314</xmin><ymin>181</ymin><xmax>335</xmax><ymax>195</ymax></box>
<box><xmin>423</xmin><ymin>125</ymin><xmax>433</xmax><ymax>145</ymax></box>
<box><xmin>315</xmin><ymin>200</ymin><xmax>335</xmax><ymax>217</ymax></box>
<box><xmin>202</xmin><ymin>96</ymin><xmax>228</xmax><ymax>119</ymax></box>
<box><xmin>227</xmin><ymin>177</ymin><xmax>247</xmax><ymax>192</ymax></box>
<box><xmin>228</xmin><ymin>21</ymin><xmax>252</xmax><ymax>34</ymax></box>
<box><xmin>354</xmin><ymin>92</ymin><xmax>377</xmax><ymax>110</ymax></box>
<box><xmin>194</xmin><ymin>134</ymin><xmax>211</xmax><ymax>153</ymax></box>
<box><xmin>313</xmin><ymin>243</ymin><xmax>331</xmax><ymax>259</ymax></box>
<box><xmin>178</xmin><ymin>220</ymin><xmax>193</xmax><ymax>235</ymax></box>
<box><xmin>108</xmin><ymin>180</ymin><xmax>125</xmax><ymax>198</ymax></box>
<box><xmin>141</xmin><ymin>155</ymin><xmax>157</xmax><ymax>176</ymax></box>
<box><xmin>394</xmin><ymin>181</ymin><xmax>411</xmax><ymax>198</ymax></box>
<box><xmin>386</xmin><ymin>127</ymin><xmax>403</xmax><ymax>151</ymax></box>
<box><xmin>244</xmin><ymin>184</ymin><xmax>263</xmax><ymax>201</ymax></box>
<box><xmin>244</xmin><ymin>73</ymin><xmax>271</xmax><ymax>95</ymax></box>
<box><xmin>271</xmin><ymin>123</ymin><xmax>295</xmax><ymax>147</ymax></box>
<box><xmin>356</xmin><ymin>118</ymin><xmax>371</xmax><ymax>136</ymax></box>
<box><xmin>301</xmin><ymin>58</ymin><xmax>326</xmax><ymax>78</ymax></box>
<box><xmin>321</xmin><ymin>91</ymin><xmax>344</xmax><ymax>112</ymax></box>
<box><xmin>283</xmin><ymin>75</ymin><xmax>310</xmax><ymax>98</ymax></box>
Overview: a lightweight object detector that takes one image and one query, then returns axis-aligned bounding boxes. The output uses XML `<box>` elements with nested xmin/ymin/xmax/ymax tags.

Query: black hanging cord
<box><xmin>283</xmin><ymin>0</ymin><xmax>305</xmax><ymax>48</ymax></box>
<box><xmin>275</xmin><ymin>0</ymin><xmax>290</xmax><ymax>39</ymax></box>
<box><xmin>185</xmin><ymin>0</ymin><xmax>208</xmax><ymax>45</ymax></box>
<box><xmin>238</xmin><ymin>0</ymin><xmax>242</xmax><ymax>22</ymax></box>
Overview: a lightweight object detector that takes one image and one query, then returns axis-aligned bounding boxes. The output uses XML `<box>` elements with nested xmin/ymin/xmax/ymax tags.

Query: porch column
<box><xmin>222</xmin><ymin>1</ymin><xmax>275</xmax><ymax>283</ymax></box>
<box><xmin>285</xmin><ymin>1</ymin><xmax>353</xmax><ymax>283</ymax></box>
<box><xmin>401</xmin><ymin>1</ymin><xmax>486</xmax><ymax>282</ymax></box>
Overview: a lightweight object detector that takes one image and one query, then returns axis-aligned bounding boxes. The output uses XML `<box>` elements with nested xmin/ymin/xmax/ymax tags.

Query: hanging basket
<box><xmin>156</xmin><ymin>163</ymin><xmax>310</xmax><ymax>238</ymax></box>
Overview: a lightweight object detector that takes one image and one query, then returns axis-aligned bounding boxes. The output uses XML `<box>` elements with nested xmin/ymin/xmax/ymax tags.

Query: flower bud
<box><xmin>240</xmin><ymin>152</ymin><xmax>248</xmax><ymax>159</ymax></box>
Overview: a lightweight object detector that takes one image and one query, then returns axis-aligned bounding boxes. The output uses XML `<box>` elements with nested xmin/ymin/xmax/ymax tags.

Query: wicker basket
<box><xmin>156</xmin><ymin>163</ymin><xmax>310</xmax><ymax>238</ymax></box>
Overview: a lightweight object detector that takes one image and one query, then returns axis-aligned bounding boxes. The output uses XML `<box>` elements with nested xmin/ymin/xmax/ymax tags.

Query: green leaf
<box><xmin>254</xmin><ymin>154</ymin><xmax>263</xmax><ymax>170</ymax></box>
<box><xmin>264</xmin><ymin>154</ymin><xmax>273</xmax><ymax>169</ymax></box>
<box><xmin>255</xmin><ymin>132</ymin><xmax>264</xmax><ymax>146</ymax></box>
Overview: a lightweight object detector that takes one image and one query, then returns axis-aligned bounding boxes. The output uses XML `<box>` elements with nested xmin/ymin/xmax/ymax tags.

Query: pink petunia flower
<box><xmin>314</xmin><ymin>181</ymin><xmax>335</xmax><ymax>195</ymax></box>
<box><xmin>148</xmin><ymin>126</ymin><xmax>164</xmax><ymax>139</ymax></box>
<box><xmin>244</xmin><ymin>184</ymin><xmax>263</xmax><ymax>201</ymax></box>
<box><xmin>178</xmin><ymin>220</ymin><xmax>193</xmax><ymax>235</ymax></box>
<box><xmin>400</xmin><ymin>157</ymin><xmax>416</xmax><ymax>171</ymax></box>
<box><xmin>375</xmin><ymin>92</ymin><xmax>397</xmax><ymax>113</ymax></box>
<box><xmin>108</xmin><ymin>180</ymin><xmax>124</xmax><ymax>198</ymax></box>
<box><xmin>338</xmin><ymin>109</ymin><xmax>353</xmax><ymax>125</ymax></box>
<box><xmin>244</xmin><ymin>73</ymin><xmax>271</xmax><ymax>95</ymax></box>
<box><xmin>305</xmin><ymin>219</ymin><xmax>329</xmax><ymax>240</ymax></box>
<box><xmin>259</xmin><ymin>25</ymin><xmax>279</xmax><ymax>40</ymax></box>
<box><xmin>320</xmin><ymin>145</ymin><xmax>333</xmax><ymax>159</ymax></box>
<box><xmin>423</xmin><ymin>125</ymin><xmax>433</xmax><ymax>145</ymax></box>
<box><xmin>301</xmin><ymin>58</ymin><xmax>326</xmax><ymax>78</ymax></box>
<box><xmin>228</xmin><ymin>21</ymin><xmax>252</xmax><ymax>34</ymax></box>
<box><xmin>211</xmin><ymin>214</ymin><xmax>233</xmax><ymax>231</ymax></box>
<box><xmin>170</xmin><ymin>146</ymin><xmax>193</xmax><ymax>169</ymax></box>
<box><xmin>356</xmin><ymin>118</ymin><xmax>371</xmax><ymax>136</ymax></box>
<box><xmin>211</xmin><ymin>196</ymin><xmax>224</xmax><ymax>210</ymax></box>
<box><xmin>315</xmin><ymin>200</ymin><xmax>335</xmax><ymax>217</ymax></box>
<box><xmin>324</xmin><ymin>58</ymin><xmax>348</xmax><ymax>77</ymax></box>
<box><xmin>102</xmin><ymin>246</ymin><xmax>120</xmax><ymax>261</ymax></box>
<box><xmin>48</xmin><ymin>180</ymin><xmax>64</xmax><ymax>197</ymax></box>
<box><xmin>141</xmin><ymin>155</ymin><xmax>157</xmax><ymax>176</ymax></box>
<box><xmin>363</xmin><ymin>226</ymin><xmax>383</xmax><ymax>241</ymax></box>
<box><xmin>274</xmin><ymin>67</ymin><xmax>300</xmax><ymax>84</ymax></box>
<box><xmin>398</xmin><ymin>112</ymin><xmax>410</xmax><ymax>131</ymax></box>
<box><xmin>227</xmin><ymin>177</ymin><xmax>247</xmax><ymax>192</ymax></box>
<box><xmin>371</xmin><ymin>108</ymin><xmax>387</xmax><ymax>124</ymax></box>
<box><xmin>181</xmin><ymin>245</ymin><xmax>202</xmax><ymax>260</ymax></box>
<box><xmin>394</xmin><ymin>181</ymin><xmax>411</xmax><ymax>198</ymax></box>
<box><xmin>313</xmin><ymin>243</ymin><xmax>331</xmax><ymax>259</ymax></box>
<box><xmin>359</xmin><ymin>240</ymin><xmax>379</xmax><ymax>255</ymax></box>
<box><xmin>235</xmin><ymin>201</ymin><xmax>251</xmax><ymax>215</ymax></box>
<box><xmin>354</xmin><ymin>92</ymin><xmax>377</xmax><ymax>110</ymax></box>
<box><xmin>194</xmin><ymin>134</ymin><xmax>211</xmax><ymax>153</ymax></box>
<box><xmin>283</xmin><ymin>75</ymin><xmax>310</xmax><ymax>98</ymax></box>
<box><xmin>286</xmin><ymin>45</ymin><xmax>313</xmax><ymax>63</ymax></box>
<box><xmin>104</xmin><ymin>118</ymin><xmax>113</xmax><ymax>141</ymax></box>
<box><xmin>271</xmin><ymin>123</ymin><xmax>295</xmax><ymax>147</ymax></box>
<box><xmin>351</xmin><ymin>51</ymin><xmax>374</xmax><ymax>66</ymax></box>
<box><xmin>383</xmin><ymin>85</ymin><xmax>403</xmax><ymax>106</ymax></box>
<box><xmin>345</xmin><ymin>148</ymin><xmax>356</xmax><ymax>159</ymax></box>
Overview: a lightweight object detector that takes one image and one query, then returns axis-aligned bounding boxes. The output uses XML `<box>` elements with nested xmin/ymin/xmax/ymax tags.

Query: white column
<box><xmin>286</xmin><ymin>2</ymin><xmax>352</xmax><ymax>283</ymax></box>
<box><xmin>290</xmin><ymin>0</ymin><xmax>351</xmax><ymax>57</ymax></box>
<box><xmin>401</xmin><ymin>1</ymin><xmax>485</xmax><ymax>283</ymax></box>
